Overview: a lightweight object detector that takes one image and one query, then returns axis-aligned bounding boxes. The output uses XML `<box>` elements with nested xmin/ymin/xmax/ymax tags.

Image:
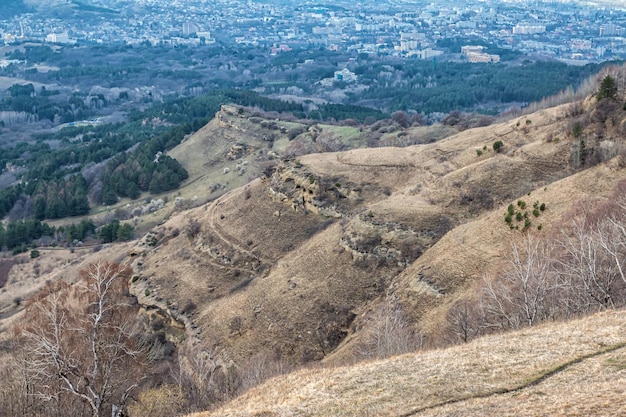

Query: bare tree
<box><xmin>172</xmin><ymin>345</ymin><xmax>238</xmax><ymax>412</ymax></box>
<box><xmin>556</xmin><ymin>215</ymin><xmax>625</xmax><ymax>311</ymax></box>
<box><xmin>358</xmin><ymin>301</ymin><xmax>422</xmax><ymax>359</ymax></box>
<box><xmin>596</xmin><ymin>217</ymin><xmax>626</xmax><ymax>287</ymax></box>
<box><xmin>445</xmin><ymin>297</ymin><xmax>484</xmax><ymax>344</ymax></box>
<box><xmin>17</xmin><ymin>261</ymin><xmax>147</xmax><ymax>417</ymax></box>
<box><xmin>0</xmin><ymin>348</ymin><xmax>35</xmax><ymax>417</ymax></box>
<box><xmin>481</xmin><ymin>234</ymin><xmax>555</xmax><ymax>330</ymax></box>
<box><xmin>236</xmin><ymin>350</ymin><xmax>291</xmax><ymax>392</ymax></box>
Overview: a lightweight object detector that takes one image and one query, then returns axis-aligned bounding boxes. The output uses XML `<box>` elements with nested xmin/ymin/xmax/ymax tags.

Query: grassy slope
<box><xmin>3</xmin><ymin>96</ymin><xmax>626</xmax><ymax>415</ymax></box>
<box><xmin>192</xmin><ymin>309</ymin><xmax>626</xmax><ymax>417</ymax></box>
<box><xmin>126</xmin><ymin>100</ymin><xmax>626</xmax><ymax>367</ymax></box>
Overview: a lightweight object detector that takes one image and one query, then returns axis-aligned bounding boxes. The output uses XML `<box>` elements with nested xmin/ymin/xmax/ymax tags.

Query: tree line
<box><xmin>0</xmin><ymin>82</ymin><xmax>94</xmax><ymax>124</ymax></box>
<box><xmin>1</xmin><ymin>87</ymin><xmax>392</xmax><ymax>222</ymax></box>
<box><xmin>353</xmin><ymin>60</ymin><xmax>611</xmax><ymax>114</ymax></box>
<box><xmin>0</xmin><ymin>217</ymin><xmax>133</xmax><ymax>254</ymax></box>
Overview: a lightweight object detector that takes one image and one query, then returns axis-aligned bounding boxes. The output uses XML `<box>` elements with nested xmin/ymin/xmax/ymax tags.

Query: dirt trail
<box><xmin>400</xmin><ymin>341</ymin><xmax>626</xmax><ymax>417</ymax></box>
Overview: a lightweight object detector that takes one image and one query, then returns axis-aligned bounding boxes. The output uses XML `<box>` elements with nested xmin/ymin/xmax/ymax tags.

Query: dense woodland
<box><xmin>0</xmin><ymin>217</ymin><xmax>133</xmax><ymax>254</ymax></box>
<box><xmin>1</xmin><ymin>43</ymin><xmax>616</xmax><ymax>117</ymax></box>
<box><xmin>352</xmin><ymin>60</ymin><xmax>608</xmax><ymax>113</ymax></box>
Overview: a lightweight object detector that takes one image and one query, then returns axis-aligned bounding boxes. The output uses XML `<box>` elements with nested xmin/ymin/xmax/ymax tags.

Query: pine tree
<box><xmin>597</xmin><ymin>75</ymin><xmax>617</xmax><ymax>101</ymax></box>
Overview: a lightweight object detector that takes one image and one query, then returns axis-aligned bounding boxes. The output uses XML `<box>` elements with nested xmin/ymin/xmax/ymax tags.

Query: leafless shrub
<box><xmin>459</xmin><ymin>185</ymin><xmax>494</xmax><ymax>214</ymax></box>
<box><xmin>314</xmin><ymin>132</ymin><xmax>346</xmax><ymax>153</ymax></box>
<box><xmin>358</xmin><ymin>301</ymin><xmax>422</xmax><ymax>359</ymax></box>
<box><xmin>283</xmin><ymin>140</ymin><xmax>314</xmax><ymax>158</ymax></box>
<box><xmin>0</xmin><ymin>350</ymin><xmax>34</xmax><ymax>417</ymax></box>
<box><xmin>237</xmin><ymin>350</ymin><xmax>292</xmax><ymax>392</ymax></box>
<box><xmin>566</xmin><ymin>101</ymin><xmax>585</xmax><ymax>118</ymax></box>
<box><xmin>445</xmin><ymin>297</ymin><xmax>484</xmax><ymax>344</ymax></box>
<box><xmin>127</xmin><ymin>384</ymin><xmax>185</xmax><ymax>417</ymax></box>
<box><xmin>287</xmin><ymin>126</ymin><xmax>306</xmax><ymax>140</ymax></box>
<box><xmin>184</xmin><ymin>218</ymin><xmax>201</xmax><ymax>240</ymax></box>
<box><xmin>391</xmin><ymin>110</ymin><xmax>410</xmax><ymax>128</ymax></box>
<box><xmin>172</xmin><ymin>345</ymin><xmax>239</xmax><ymax>412</ymax></box>
<box><xmin>229</xmin><ymin>316</ymin><xmax>244</xmax><ymax>336</ymax></box>
<box><xmin>182</xmin><ymin>299</ymin><xmax>197</xmax><ymax>315</ymax></box>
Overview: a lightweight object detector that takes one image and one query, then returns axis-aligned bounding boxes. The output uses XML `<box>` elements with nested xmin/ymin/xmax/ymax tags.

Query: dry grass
<box><xmin>190</xmin><ymin>309</ymin><xmax>626</xmax><ymax>417</ymax></box>
<box><xmin>3</xmin><ymin>99</ymin><xmax>624</xmax><ymax>415</ymax></box>
<box><xmin>95</xmin><ymin>99</ymin><xmax>625</xmax><ymax>368</ymax></box>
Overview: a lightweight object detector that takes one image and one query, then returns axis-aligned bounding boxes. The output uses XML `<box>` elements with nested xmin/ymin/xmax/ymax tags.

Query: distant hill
<box><xmin>0</xmin><ymin>0</ymin><xmax>32</xmax><ymax>18</ymax></box>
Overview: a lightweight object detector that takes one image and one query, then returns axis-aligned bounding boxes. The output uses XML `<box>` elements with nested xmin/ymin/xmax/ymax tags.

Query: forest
<box><xmin>1</xmin><ymin>43</ymin><xmax>617</xmax><ymax>118</ymax></box>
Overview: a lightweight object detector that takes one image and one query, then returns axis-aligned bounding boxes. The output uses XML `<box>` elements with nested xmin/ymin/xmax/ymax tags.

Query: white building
<box><xmin>45</xmin><ymin>32</ymin><xmax>74</xmax><ymax>44</ymax></box>
<box><xmin>334</xmin><ymin>68</ymin><xmax>357</xmax><ymax>82</ymax></box>
<box><xmin>512</xmin><ymin>25</ymin><xmax>546</xmax><ymax>35</ymax></box>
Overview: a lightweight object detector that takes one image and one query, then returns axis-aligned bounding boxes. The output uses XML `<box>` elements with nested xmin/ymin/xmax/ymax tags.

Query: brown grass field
<box><xmin>191</xmin><ymin>309</ymin><xmax>626</xmax><ymax>417</ymax></box>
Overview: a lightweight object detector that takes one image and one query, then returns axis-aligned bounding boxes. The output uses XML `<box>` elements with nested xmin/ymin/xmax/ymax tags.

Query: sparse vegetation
<box><xmin>505</xmin><ymin>199</ymin><xmax>546</xmax><ymax>231</ymax></box>
<box><xmin>184</xmin><ymin>218</ymin><xmax>201</xmax><ymax>240</ymax></box>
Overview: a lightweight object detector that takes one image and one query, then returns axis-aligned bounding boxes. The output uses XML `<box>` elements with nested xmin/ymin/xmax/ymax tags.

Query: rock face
<box><xmin>267</xmin><ymin>160</ymin><xmax>452</xmax><ymax>269</ymax></box>
<box><xmin>268</xmin><ymin>161</ymin><xmax>362</xmax><ymax>218</ymax></box>
<box><xmin>339</xmin><ymin>215</ymin><xmax>431</xmax><ymax>267</ymax></box>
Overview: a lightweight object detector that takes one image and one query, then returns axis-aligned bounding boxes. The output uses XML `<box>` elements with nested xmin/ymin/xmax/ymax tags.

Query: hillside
<box><xmin>191</xmin><ymin>309</ymin><xmax>626</xmax><ymax>417</ymax></box>
<box><xmin>124</xmin><ymin>96</ymin><xmax>626</xmax><ymax>367</ymax></box>
<box><xmin>1</xmin><ymin>70</ymin><xmax>626</xmax><ymax>416</ymax></box>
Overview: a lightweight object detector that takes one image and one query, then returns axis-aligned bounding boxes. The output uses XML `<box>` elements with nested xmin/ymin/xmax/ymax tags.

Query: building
<box><xmin>512</xmin><ymin>25</ymin><xmax>546</xmax><ymax>35</ymax></box>
<box><xmin>461</xmin><ymin>45</ymin><xmax>486</xmax><ymax>55</ymax></box>
<box><xmin>400</xmin><ymin>32</ymin><xmax>425</xmax><ymax>52</ymax></box>
<box><xmin>334</xmin><ymin>68</ymin><xmax>357</xmax><ymax>82</ymax></box>
<box><xmin>600</xmin><ymin>23</ymin><xmax>624</xmax><ymax>37</ymax></box>
<box><xmin>197</xmin><ymin>31</ymin><xmax>215</xmax><ymax>43</ymax></box>
<box><xmin>406</xmin><ymin>48</ymin><xmax>443</xmax><ymax>59</ymax></box>
<box><xmin>182</xmin><ymin>22</ymin><xmax>198</xmax><ymax>36</ymax></box>
<box><xmin>461</xmin><ymin>45</ymin><xmax>499</xmax><ymax>63</ymax></box>
<box><xmin>466</xmin><ymin>52</ymin><xmax>500</xmax><ymax>63</ymax></box>
<box><xmin>45</xmin><ymin>32</ymin><xmax>74</xmax><ymax>44</ymax></box>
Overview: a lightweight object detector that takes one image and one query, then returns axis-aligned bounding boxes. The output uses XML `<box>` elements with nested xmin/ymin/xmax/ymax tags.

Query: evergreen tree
<box><xmin>116</xmin><ymin>223</ymin><xmax>134</xmax><ymax>242</ymax></box>
<box><xmin>597</xmin><ymin>75</ymin><xmax>617</xmax><ymax>101</ymax></box>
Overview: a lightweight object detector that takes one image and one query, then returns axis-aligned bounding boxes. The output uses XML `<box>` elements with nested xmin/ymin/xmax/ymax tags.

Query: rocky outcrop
<box><xmin>268</xmin><ymin>162</ymin><xmax>340</xmax><ymax>216</ymax></box>
<box><xmin>340</xmin><ymin>215</ymin><xmax>435</xmax><ymax>267</ymax></box>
